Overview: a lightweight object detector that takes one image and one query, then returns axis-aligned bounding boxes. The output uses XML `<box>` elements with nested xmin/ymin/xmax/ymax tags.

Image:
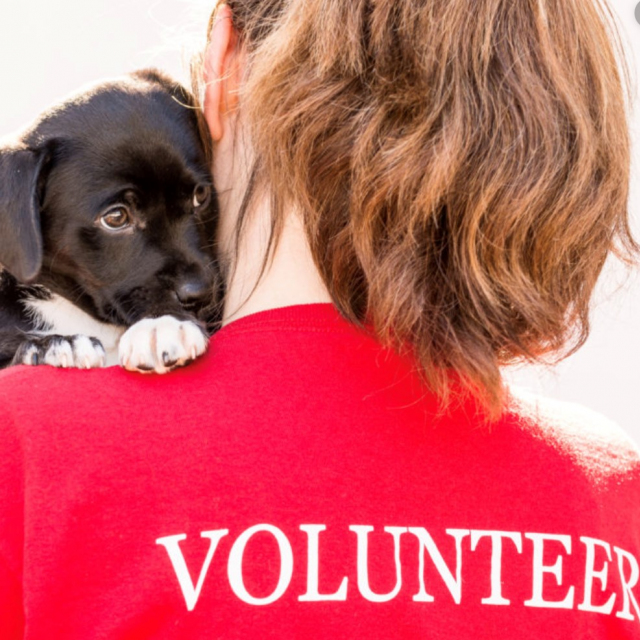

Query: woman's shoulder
<box><xmin>0</xmin><ymin>361</ymin><xmax>121</xmax><ymax>397</ymax></box>
<box><xmin>0</xmin><ymin>363</ymin><xmax>138</xmax><ymax>435</ymax></box>
<box><xmin>506</xmin><ymin>385</ymin><xmax>640</xmax><ymax>488</ymax></box>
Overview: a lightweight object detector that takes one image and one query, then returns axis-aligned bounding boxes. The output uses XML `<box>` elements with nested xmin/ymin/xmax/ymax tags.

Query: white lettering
<box><xmin>155</xmin><ymin>523</ymin><xmax>640</xmax><ymax>618</ymax></box>
<box><xmin>350</xmin><ymin>526</ymin><xmax>407</xmax><ymax>602</ymax></box>
<box><xmin>614</xmin><ymin>546</ymin><xmax>640</xmax><ymax>621</ymax></box>
<box><xmin>470</xmin><ymin>530</ymin><xmax>523</xmax><ymax>605</ymax></box>
<box><xmin>409</xmin><ymin>528</ymin><xmax>470</xmax><ymax>604</ymax></box>
<box><xmin>227</xmin><ymin>524</ymin><xmax>294</xmax><ymax>606</ymax></box>
<box><xmin>156</xmin><ymin>530</ymin><xmax>229</xmax><ymax>612</ymax></box>
<box><xmin>578</xmin><ymin>537</ymin><xmax>616</xmax><ymax>614</ymax></box>
<box><xmin>299</xmin><ymin>525</ymin><xmax>348</xmax><ymax>602</ymax></box>
<box><xmin>524</xmin><ymin>533</ymin><xmax>574</xmax><ymax>609</ymax></box>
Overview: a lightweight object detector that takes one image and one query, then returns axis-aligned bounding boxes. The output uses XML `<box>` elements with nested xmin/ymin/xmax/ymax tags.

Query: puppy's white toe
<box><xmin>72</xmin><ymin>336</ymin><xmax>107</xmax><ymax>369</ymax></box>
<box><xmin>19</xmin><ymin>344</ymin><xmax>40</xmax><ymax>366</ymax></box>
<box><xmin>43</xmin><ymin>339</ymin><xmax>74</xmax><ymax>368</ymax></box>
<box><xmin>46</xmin><ymin>336</ymin><xmax>107</xmax><ymax>369</ymax></box>
<box><xmin>119</xmin><ymin>316</ymin><xmax>208</xmax><ymax>374</ymax></box>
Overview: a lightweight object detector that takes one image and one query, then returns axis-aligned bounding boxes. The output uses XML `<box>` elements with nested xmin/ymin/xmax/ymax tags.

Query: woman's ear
<box><xmin>203</xmin><ymin>4</ymin><xmax>240</xmax><ymax>142</ymax></box>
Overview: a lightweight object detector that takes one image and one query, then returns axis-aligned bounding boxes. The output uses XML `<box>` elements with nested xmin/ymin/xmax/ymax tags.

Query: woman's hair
<box><xmin>195</xmin><ymin>0</ymin><xmax>636</xmax><ymax>417</ymax></box>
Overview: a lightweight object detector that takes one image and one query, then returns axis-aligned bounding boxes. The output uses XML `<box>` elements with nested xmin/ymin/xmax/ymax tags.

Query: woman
<box><xmin>1</xmin><ymin>0</ymin><xmax>639</xmax><ymax>637</ymax></box>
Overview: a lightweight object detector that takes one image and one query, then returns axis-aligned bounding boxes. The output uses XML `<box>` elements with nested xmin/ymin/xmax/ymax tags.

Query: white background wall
<box><xmin>0</xmin><ymin>0</ymin><xmax>639</xmax><ymax>441</ymax></box>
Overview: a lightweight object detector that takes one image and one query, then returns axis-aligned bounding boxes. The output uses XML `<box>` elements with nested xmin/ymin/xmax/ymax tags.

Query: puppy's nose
<box><xmin>176</xmin><ymin>277</ymin><xmax>210</xmax><ymax>306</ymax></box>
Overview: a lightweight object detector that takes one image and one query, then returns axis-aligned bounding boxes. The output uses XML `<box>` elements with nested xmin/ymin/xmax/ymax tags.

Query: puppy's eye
<box><xmin>193</xmin><ymin>184</ymin><xmax>211</xmax><ymax>209</ymax></box>
<box><xmin>100</xmin><ymin>207</ymin><xmax>132</xmax><ymax>231</ymax></box>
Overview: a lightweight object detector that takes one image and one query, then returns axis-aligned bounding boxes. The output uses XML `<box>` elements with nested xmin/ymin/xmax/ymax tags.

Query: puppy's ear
<box><xmin>0</xmin><ymin>146</ymin><xmax>48</xmax><ymax>282</ymax></box>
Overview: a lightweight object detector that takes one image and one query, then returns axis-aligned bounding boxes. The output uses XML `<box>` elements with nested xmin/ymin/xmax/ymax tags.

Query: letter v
<box><xmin>156</xmin><ymin>530</ymin><xmax>229</xmax><ymax>611</ymax></box>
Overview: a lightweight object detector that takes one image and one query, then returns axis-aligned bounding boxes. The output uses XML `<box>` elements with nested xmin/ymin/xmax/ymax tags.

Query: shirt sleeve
<box><xmin>0</xmin><ymin>404</ymin><xmax>25</xmax><ymax>638</ymax></box>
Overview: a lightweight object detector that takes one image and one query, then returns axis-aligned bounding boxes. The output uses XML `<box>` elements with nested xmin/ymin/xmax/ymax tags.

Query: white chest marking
<box><xmin>25</xmin><ymin>294</ymin><xmax>125</xmax><ymax>366</ymax></box>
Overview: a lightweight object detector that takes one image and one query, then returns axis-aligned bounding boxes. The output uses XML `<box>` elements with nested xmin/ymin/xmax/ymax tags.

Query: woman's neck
<box><xmin>212</xmin><ymin>121</ymin><xmax>331</xmax><ymax>326</ymax></box>
<box><xmin>220</xmin><ymin>198</ymin><xmax>333</xmax><ymax>326</ymax></box>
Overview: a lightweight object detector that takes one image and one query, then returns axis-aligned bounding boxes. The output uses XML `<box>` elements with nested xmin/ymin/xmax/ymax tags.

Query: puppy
<box><xmin>0</xmin><ymin>69</ymin><xmax>220</xmax><ymax>373</ymax></box>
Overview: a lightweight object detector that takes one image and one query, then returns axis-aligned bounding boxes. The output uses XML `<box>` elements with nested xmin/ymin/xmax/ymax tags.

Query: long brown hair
<box><xmin>195</xmin><ymin>0</ymin><xmax>636</xmax><ymax>417</ymax></box>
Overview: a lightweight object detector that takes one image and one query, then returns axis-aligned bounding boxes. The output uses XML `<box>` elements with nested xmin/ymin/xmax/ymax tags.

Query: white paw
<box><xmin>18</xmin><ymin>335</ymin><xmax>106</xmax><ymax>369</ymax></box>
<box><xmin>118</xmin><ymin>316</ymin><xmax>208</xmax><ymax>374</ymax></box>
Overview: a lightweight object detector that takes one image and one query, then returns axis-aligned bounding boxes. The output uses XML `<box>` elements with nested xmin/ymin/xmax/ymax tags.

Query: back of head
<box><xmin>199</xmin><ymin>0</ymin><xmax>636</xmax><ymax>417</ymax></box>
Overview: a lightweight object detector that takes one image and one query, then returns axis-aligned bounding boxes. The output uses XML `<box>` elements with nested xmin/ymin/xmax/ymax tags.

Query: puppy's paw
<box><xmin>118</xmin><ymin>316</ymin><xmax>208</xmax><ymax>374</ymax></box>
<box><xmin>13</xmin><ymin>335</ymin><xmax>107</xmax><ymax>369</ymax></box>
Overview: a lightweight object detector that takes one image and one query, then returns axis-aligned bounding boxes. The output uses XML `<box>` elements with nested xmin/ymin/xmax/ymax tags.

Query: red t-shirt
<box><xmin>0</xmin><ymin>303</ymin><xmax>639</xmax><ymax>639</ymax></box>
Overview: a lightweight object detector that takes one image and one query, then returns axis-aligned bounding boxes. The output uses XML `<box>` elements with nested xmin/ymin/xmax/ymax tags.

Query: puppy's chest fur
<box><xmin>24</xmin><ymin>290</ymin><xmax>125</xmax><ymax>366</ymax></box>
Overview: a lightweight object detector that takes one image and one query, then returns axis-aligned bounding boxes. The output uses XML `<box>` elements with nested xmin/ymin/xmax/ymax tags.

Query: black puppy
<box><xmin>0</xmin><ymin>69</ymin><xmax>219</xmax><ymax>373</ymax></box>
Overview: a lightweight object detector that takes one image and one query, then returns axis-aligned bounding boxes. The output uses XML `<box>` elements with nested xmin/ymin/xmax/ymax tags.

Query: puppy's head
<box><xmin>0</xmin><ymin>69</ymin><xmax>219</xmax><ymax>326</ymax></box>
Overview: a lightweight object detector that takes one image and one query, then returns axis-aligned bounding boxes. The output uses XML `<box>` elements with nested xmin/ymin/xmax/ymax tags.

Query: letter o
<box><xmin>227</xmin><ymin>524</ymin><xmax>294</xmax><ymax>605</ymax></box>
